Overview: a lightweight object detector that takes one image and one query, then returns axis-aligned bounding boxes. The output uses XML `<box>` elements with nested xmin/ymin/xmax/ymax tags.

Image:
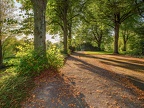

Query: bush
<box><xmin>16</xmin><ymin>50</ymin><xmax>48</xmax><ymax>77</ymax></box>
<box><xmin>16</xmin><ymin>45</ymin><xmax>64</xmax><ymax>77</ymax></box>
<box><xmin>47</xmin><ymin>45</ymin><xmax>64</xmax><ymax>70</ymax></box>
<box><xmin>0</xmin><ymin>44</ymin><xmax>64</xmax><ymax>107</ymax></box>
<box><xmin>126</xmin><ymin>48</ymin><xmax>143</xmax><ymax>56</ymax></box>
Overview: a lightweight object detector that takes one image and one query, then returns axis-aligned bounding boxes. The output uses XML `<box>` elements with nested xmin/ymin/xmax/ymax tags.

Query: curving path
<box><xmin>22</xmin><ymin>52</ymin><xmax>144</xmax><ymax>108</ymax></box>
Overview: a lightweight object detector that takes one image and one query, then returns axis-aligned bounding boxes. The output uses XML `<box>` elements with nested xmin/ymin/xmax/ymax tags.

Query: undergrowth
<box><xmin>0</xmin><ymin>44</ymin><xmax>64</xmax><ymax>107</ymax></box>
<box><xmin>0</xmin><ymin>74</ymin><xmax>34</xmax><ymax>108</ymax></box>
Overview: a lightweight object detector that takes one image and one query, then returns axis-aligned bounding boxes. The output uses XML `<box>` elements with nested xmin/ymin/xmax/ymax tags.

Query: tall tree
<box><xmin>120</xmin><ymin>17</ymin><xmax>137</xmax><ymax>51</ymax></box>
<box><xmin>20</xmin><ymin>0</ymin><xmax>48</xmax><ymax>55</ymax></box>
<box><xmin>47</xmin><ymin>0</ymin><xmax>69</xmax><ymax>54</ymax></box>
<box><xmin>91</xmin><ymin>24</ymin><xmax>108</xmax><ymax>51</ymax></box>
<box><xmin>47</xmin><ymin>0</ymin><xmax>86</xmax><ymax>54</ymax></box>
<box><xmin>95</xmin><ymin>0</ymin><xmax>144</xmax><ymax>54</ymax></box>
<box><xmin>30</xmin><ymin>0</ymin><xmax>48</xmax><ymax>56</ymax></box>
<box><xmin>79</xmin><ymin>1</ymin><xmax>110</xmax><ymax>51</ymax></box>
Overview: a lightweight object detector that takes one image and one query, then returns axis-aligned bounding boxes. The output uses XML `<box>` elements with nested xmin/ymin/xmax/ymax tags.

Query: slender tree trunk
<box><xmin>31</xmin><ymin>0</ymin><xmax>48</xmax><ymax>56</ymax></box>
<box><xmin>63</xmin><ymin>0</ymin><xmax>68</xmax><ymax>54</ymax></box>
<box><xmin>0</xmin><ymin>5</ymin><xmax>3</xmax><ymax>67</ymax></box>
<box><xmin>68</xmin><ymin>21</ymin><xmax>73</xmax><ymax>52</ymax></box>
<box><xmin>63</xmin><ymin>18</ymin><xmax>68</xmax><ymax>54</ymax></box>
<box><xmin>122</xmin><ymin>31</ymin><xmax>129</xmax><ymax>51</ymax></box>
<box><xmin>68</xmin><ymin>22</ymin><xmax>72</xmax><ymax>47</ymax></box>
<box><xmin>97</xmin><ymin>42</ymin><xmax>101</xmax><ymax>51</ymax></box>
<box><xmin>114</xmin><ymin>22</ymin><xmax>120</xmax><ymax>54</ymax></box>
<box><xmin>0</xmin><ymin>28</ymin><xmax>2</xmax><ymax>67</ymax></box>
<box><xmin>0</xmin><ymin>1</ymin><xmax>3</xmax><ymax>67</ymax></box>
<box><xmin>123</xmin><ymin>40</ymin><xmax>127</xmax><ymax>51</ymax></box>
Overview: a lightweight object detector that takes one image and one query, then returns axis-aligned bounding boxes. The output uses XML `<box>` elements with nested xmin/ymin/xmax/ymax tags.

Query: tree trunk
<box><xmin>0</xmin><ymin>16</ymin><xmax>3</xmax><ymax>67</ymax></box>
<box><xmin>123</xmin><ymin>40</ymin><xmax>127</xmax><ymax>51</ymax></box>
<box><xmin>68</xmin><ymin>21</ymin><xmax>73</xmax><ymax>52</ymax></box>
<box><xmin>0</xmin><ymin>5</ymin><xmax>3</xmax><ymax>67</ymax></box>
<box><xmin>122</xmin><ymin>31</ymin><xmax>129</xmax><ymax>51</ymax></box>
<box><xmin>63</xmin><ymin>1</ymin><xmax>68</xmax><ymax>54</ymax></box>
<box><xmin>63</xmin><ymin>19</ymin><xmax>68</xmax><ymax>54</ymax></box>
<box><xmin>114</xmin><ymin>22</ymin><xmax>120</xmax><ymax>54</ymax></box>
<box><xmin>31</xmin><ymin>0</ymin><xmax>47</xmax><ymax>56</ymax></box>
<box><xmin>97</xmin><ymin>42</ymin><xmax>101</xmax><ymax>51</ymax></box>
<box><xmin>0</xmin><ymin>28</ymin><xmax>2</xmax><ymax>67</ymax></box>
<box><xmin>68</xmin><ymin>22</ymin><xmax>72</xmax><ymax>47</ymax></box>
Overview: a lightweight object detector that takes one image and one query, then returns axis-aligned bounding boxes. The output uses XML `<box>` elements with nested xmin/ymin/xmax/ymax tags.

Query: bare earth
<box><xmin>21</xmin><ymin>52</ymin><xmax>144</xmax><ymax>108</ymax></box>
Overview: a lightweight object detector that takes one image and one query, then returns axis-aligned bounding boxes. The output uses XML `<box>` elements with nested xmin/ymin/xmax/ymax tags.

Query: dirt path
<box><xmin>22</xmin><ymin>52</ymin><xmax>144</xmax><ymax>108</ymax></box>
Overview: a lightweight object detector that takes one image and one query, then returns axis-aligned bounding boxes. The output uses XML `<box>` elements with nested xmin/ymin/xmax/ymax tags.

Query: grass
<box><xmin>0</xmin><ymin>48</ymin><xmax>64</xmax><ymax>107</ymax></box>
<box><xmin>84</xmin><ymin>51</ymin><xmax>144</xmax><ymax>59</ymax></box>
<box><xmin>84</xmin><ymin>51</ymin><xmax>112</xmax><ymax>55</ymax></box>
<box><xmin>0</xmin><ymin>68</ymin><xmax>34</xmax><ymax>108</ymax></box>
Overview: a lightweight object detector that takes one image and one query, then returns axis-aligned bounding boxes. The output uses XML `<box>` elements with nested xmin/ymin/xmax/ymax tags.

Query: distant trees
<box><xmin>79</xmin><ymin>1</ymin><xmax>110</xmax><ymax>51</ymax></box>
<box><xmin>1</xmin><ymin>0</ymin><xmax>144</xmax><ymax>58</ymax></box>
<box><xmin>47</xmin><ymin>0</ymin><xmax>86</xmax><ymax>54</ymax></box>
<box><xmin>120</xmin><ymin>18</ymin><xmax>136</xmax><ymax>51</ymax></box>
<box><xmin>94</xmin><ymin>0</ymin><xmax>144</xmax><ymax>54</ymax></box>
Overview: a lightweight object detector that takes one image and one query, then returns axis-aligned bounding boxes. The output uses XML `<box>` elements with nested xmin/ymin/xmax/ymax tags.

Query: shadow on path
<box><xmin>70</xmin><ymin>52</ymin><xmax>144</xmax><ymax>91</ymax></box>
<box><xmin>63</xmin><ymin>52</ymin><xmax>144</xmax><ymax>107</ymax></box>
<box><xmin>74</xmin><ymin>52</ymin><xmax>144</xmax><ymax>73</ymax></box>
<box><xmin>22</xmin><ymin>72</ymin><xmax>89</xmax><ymax>108</ymax></box>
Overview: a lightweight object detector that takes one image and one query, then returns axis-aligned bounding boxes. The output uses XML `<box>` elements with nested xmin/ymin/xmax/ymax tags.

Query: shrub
<box><xmin>126</xmin><ymin>48</ymin><xmax>143</xmax><ymax>56</ymax></box>
<box><xmin>47</xmin><ymin>45</ymin><xmax>64</xmax><ymax>70</ymax></box>
<box><xmin>0</xmin><ymin>44</ymin><xmax>64</xmax><ymax>107</ymax></box>
<box><xmin>16</xmin><ymin>50</ymin><xmax>48</xmax><ymax>77</ymax></box>
<box><xmin>16</xmin><ymin>45</ymin><xmax>64</xmax><ymax>77</ymax></box>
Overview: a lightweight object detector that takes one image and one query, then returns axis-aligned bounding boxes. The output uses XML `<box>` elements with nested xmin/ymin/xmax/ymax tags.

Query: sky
<box><xmin>14</xmin><ymin>0</ymin><xmax>21</xmax><ymax>8</ymax></box>
<box><xmin>13</xmin><ymin>0</ymin><xmax>60</xmax><ymax>43</ymax></box>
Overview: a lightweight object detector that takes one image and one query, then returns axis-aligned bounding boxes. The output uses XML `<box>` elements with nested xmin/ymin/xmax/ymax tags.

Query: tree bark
<box><xmin>0</xmin><ymin>4</ymin><xmax>3</xmax><ymax>67</ymax></box>
<box><xmin>31</xmin><ymin>0</ymin><xmax>48</xmax><ymax>56</ymax></box>
<box><xmin>97</xmin><ymin>42</ymin><xmax>101</xmax><ymax>51</ymax></box>
<box><xmin>63</xmin><ymin>0</ymin><xmax>68</xmax><ymax>54</ymax></box>
<box><xmin>68</xmin><ymin>20</ymin><xmax>72</xmax><ymax>52</ymax></box>
<box><xmin>114</xmin><ymin>13</ymin><xmax>120</xmax><ymax>54</ymax></box>
<box><xmin>68</xmin><ymin>21</ymin><xmax>72</xmax><ymax>46</ymax></box>
<box><xmin>123</xmin><ymin>40</ymin><xmax>127</xmax><ymax>51</ymax></box>
<box><xmin>0</xmin><ymin>28</ymin><xmax>2</xmax><ymax>67</ymax></box>
<box><xmin>114</xmin><ymin>21</ymin><xmax>120</xmax><ymax>54</ymax></box>
<box><xmin>122</xmin><ymin>31</ymin><xmax>129</xmax><ymax>51</ymax></box>
<box><xmin>93</xmin><ymin>30</ymin><xmax>103</xmax><ymax>51</ymax></box>
<box><xmin>63</xmin><ymin>18</ymin><xmax>68</xmax><ymax>54</ymax></box>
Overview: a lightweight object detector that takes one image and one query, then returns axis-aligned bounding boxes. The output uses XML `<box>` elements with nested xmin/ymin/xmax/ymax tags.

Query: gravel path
<box><xmin>22</xmin><ymin>52</ymin><xmax>144</xmax><ymax>108</ymax></box>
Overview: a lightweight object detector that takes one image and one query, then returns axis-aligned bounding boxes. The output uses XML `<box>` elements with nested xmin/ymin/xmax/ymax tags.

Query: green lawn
<box><xmin>84</xmin><ymin>51</ymin><xmax>112</xmax><ymax>55</ymax></box>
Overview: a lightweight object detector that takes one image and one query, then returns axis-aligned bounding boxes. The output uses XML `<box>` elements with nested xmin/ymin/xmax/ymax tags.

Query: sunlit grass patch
<box><xmin>84</xmin><ymin>51</ymin><xmax>112</xmax><ymax>55</ymax></box>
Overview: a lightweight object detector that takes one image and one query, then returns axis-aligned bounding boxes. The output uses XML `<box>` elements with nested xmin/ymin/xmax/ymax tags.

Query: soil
<box><xmin>21</xmin><ymin>52</ymin><xmax>144</xmax><ymax>108</ymax></box>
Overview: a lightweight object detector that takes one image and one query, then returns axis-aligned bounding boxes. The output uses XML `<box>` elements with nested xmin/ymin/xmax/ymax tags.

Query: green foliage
<box><xmin>126</xmin><ymin>39</ymin><xmax>144</xmax><ymax>56</ymax></box>
<box><xmin>15</xmin><ymin>43</ymin><xmax>64</xmax><ymax>77</ymax></box>
<box><xmin>0</xmin><ymin>43</ymin><xmax>64</xmax><ymax>107</ymax></box>
<box><xmin>16</xmin><ymin>39</ymin><xmax>33</xmax><ymax>57</ymax></box>
<box><xmin>47</xmin><ymin>45</ymin><xmax>64</xmax><ymax>70</ymax></box>
<box><xmin>16</xmin><ymin>50</ymin><xmax>48</xmax><ymax>77</ymax></box>
<box><xmin>126</xmin><ymin>49</ymin><xmax>142</xmax><ymax>56</ymax></box>
<box><xmin>0</xmin><ymin>74</ymin><xmax>34</xmax><ymax>108</ymax></box>
<box><xmin>4</xmin><ymin>57</ymin><xmax>19</xmax><ymax>67</ymax></box>
<box><xmin>2</xmin><ymin>36</ymin><xmax>19</xmax><ymax>58</ymax></box>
